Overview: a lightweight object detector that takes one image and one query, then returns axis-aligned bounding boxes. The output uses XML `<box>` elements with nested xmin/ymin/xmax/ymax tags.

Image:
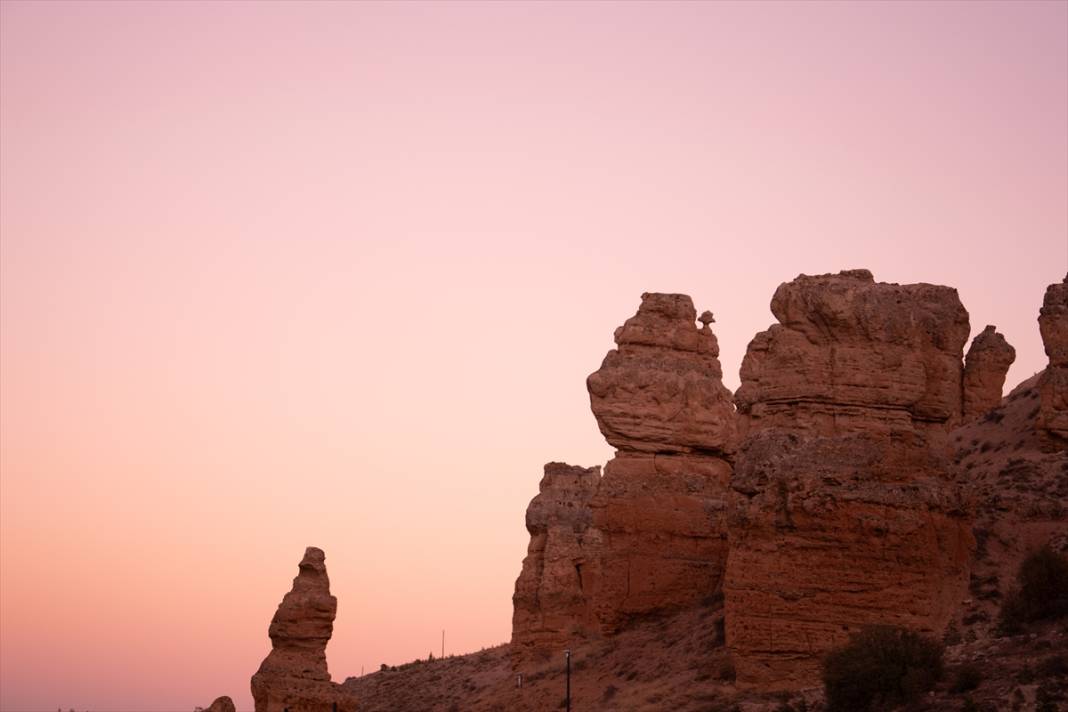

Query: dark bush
<box><xmin>999</xmin><ymin>546</ymin><xmax>1068</xmax><ymax>633</ymax></box>
<box><xmin>822</xmin><ymin>625</ymin><xmax>944</xmax><ymax>712</ymax></box>
<box><xmin>951</xmin><ymin>663</ymin><xmax>982</xmax><ymax>693</ymax></box>
<box><xmin>1039</xmin><ymin>654</ymin><xmax>1068</xmax><ymax>678</ymax></box>
<box><xmin>1036</xmin><ymin>681</ymin><xmax>1059</xmax><ymax>712</ymax></box>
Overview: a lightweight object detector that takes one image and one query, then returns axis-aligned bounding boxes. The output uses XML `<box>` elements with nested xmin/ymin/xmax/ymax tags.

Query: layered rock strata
<box><xmin>1038</xmin><ymin>274</ymin><xmax>1068</xmax><ymax>445</ymax></box>
<box><xmin>587</xmin><ymin>293</ymin><xmax>736</xmax><ymax>631</ymax></box>
<box><xmin>734</xmin><ymin>269</ymin><xmax>971</xmax><ymax>441</ymax></box>
<box><xmin>251</xmin><ymin>547</ymin><xmax>357</xmax><ymax>712</ymax></box>
<box><xmin>726</xmin><ymin>271</ymin><xmax>974</xmax><ymax>690</ymax></box>
<box><xmin>963</xmin><ymin>325</ymin><xmax>1016</xmax><ymax>420</ymax></box>
<box><xmin>512</xmin><ymin>293</ymin><xmax>735</xmax><ymax>659</ymax></box>
<box><xmin>511</xmin><ymin>463</ymin><xmax>602</xmax><ymax>659</ymax></box>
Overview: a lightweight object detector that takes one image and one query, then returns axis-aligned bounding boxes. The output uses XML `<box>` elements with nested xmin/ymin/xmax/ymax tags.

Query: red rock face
<box><xmin>725</xmin><ymin>432</ymin><xmax>972</xmax><ymax>689</ymax></box>
<box><xmin>587</xmin><ymin>292</ymin><xmax>736</xmax><ymax>455</ymax></box>
<box><xmin>1038</xmin><ymin>275</ymin><xmax>1068</xmax><ymax>445</ymax></box>
<box><xmin>586</xmin><ymin>294</ymin><xmax>735</xmax><ymax>632</ymax></box>
<box><xmin>735</xmin><ymin>270</ymin><xmax>971</xmax><ymax>440</ymax></box>
<box><xmin>963</xmin><ymin>325</ymin><xmax>1016</xmax><ymax>421</ymax></box>
<box><xmin>512</xmin><ymin>293</ymin><xmax>735</xmax><ymax>660</ymax></box>
<box><xmin>251</xmin><ymin>547</ymin><xmax>357</xmax><ymax>712</ymax></box>
<box><xmin>511</xmin><ymin>463</ymin><xmax>602</xmax><ymax>660</ymax></box>
<box><xmin>588</xmin><ymin>452</ymin><xmax>730</xmax><ymax>631</ymax></box>
<box><xmin>726</xmin><ymin>271</ymin><xmax>974</xmax><ymax>690</ymax></box>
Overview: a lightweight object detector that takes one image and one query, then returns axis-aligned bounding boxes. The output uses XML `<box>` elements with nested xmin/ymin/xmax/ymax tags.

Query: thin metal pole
<box><xmin>565</xmin><ymin>649</ymin><xmax>571</xmax><ymax>712</ymax></box>
<box><xmin>442</xmin><ymin>629</ymin><xmax>445</xmax><ymax>659</ymax></box>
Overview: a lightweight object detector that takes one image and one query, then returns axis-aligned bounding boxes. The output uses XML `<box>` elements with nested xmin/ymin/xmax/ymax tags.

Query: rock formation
<box><xmin>734</xmin><ymin>269</ymin><xmax>971</xmax><ymax>441</ymax></box>
<box><xmin>587</xmin><ymin>293</ymin><xmax>735</xmax><ymax>631</ymax></box>
<box><xmin>251</xmin><ymin>547</ymin><xmax>357</xmax><ymax>712</ymax></box>
<box><xmin>725</xmin><ymin>271</ymin><xmax>974</xmax><ymax>690</ymax></box>
<box><xmin>963</xmin><ymin>325</ymin><xmax>1016</xmax><ymax>420</ymax></box>
<box><xmin>203</xmin><ymin>697</ymin><xmax>236</xmax><ymax>712</ymax></box>
<box><xmin>511</xmin><ymin>462</ymin><xmax>602</xmax><ymax>660</ymax></box>
<box><xmin>512</xmin><ymin>293</ymin><xmax>735</xmax><ymax>659</ymax></box>
<box><xmin>1038</xmin><ymin>274</ymin><xmax>1068</xmax><ymax>445</ymax></box>
<box><xmin>586</xmin><ymin>293</ymin><xmax>736</xmax><ymax>454</ymax></box>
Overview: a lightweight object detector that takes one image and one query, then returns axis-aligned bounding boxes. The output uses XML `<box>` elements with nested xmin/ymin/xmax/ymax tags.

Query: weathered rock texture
<box><xmin>726</xmin><ymin>431</ymin><xmax>972</xmax><ymax>689</ymax></box>
<box><xmin>251</xmin><ymin>547</ymin><xmax>357</xmax><ymax>712</ymax></box>
<box><xmin>587</xmin><ymin>293</ymin><xmax>736</xmax><ymax>455</ymax></box>
<box><xmin>726</xmin><ymin>271</ymin><xmax>974</xmax><ymax>690</ymax></box>
<box><xmin>963</xmin><ymin>325</ymin><xmax>1016</xmax><ymax>421</ymax></box>
<box><xmin>734</xmin><ymin>269</ymin><xmax>971</xmax><ymax>440</ymax></box>
<box><xmin>203</xmin><ymin>697</ymin><xmax>236</xmax><ymax>712</ymax></box>
<box><xmin>511</xmin><ymin>463</ymin><xmax>602</xmax><ymax>659</ymax></box>
<box><xmin>587</xmin><ymin>293</ymin><xmax>735</xmax><ymax>631</ymax></box>
<box><xmin>1038</xmin><ymin>274</ymin><xmax>1068</xmax><ymax>445</ymax></box>
<box><xmin>512</xmin><ymin>293</ymin><xmax>734</xmax><ymax>660</ymax></box>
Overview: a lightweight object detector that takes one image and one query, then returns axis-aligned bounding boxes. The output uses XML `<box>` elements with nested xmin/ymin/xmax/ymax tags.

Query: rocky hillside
<box><xmin>223</xmin><ymin>271</ymin><xmax>1067</xmax><ymax>712</ymax></box>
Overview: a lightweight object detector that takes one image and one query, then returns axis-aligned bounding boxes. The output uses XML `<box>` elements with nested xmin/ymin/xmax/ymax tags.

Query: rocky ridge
<box><xmin>228</xmin><ymin>269</ymin><xmax>1065</xmax><ymax>712</ymax></box>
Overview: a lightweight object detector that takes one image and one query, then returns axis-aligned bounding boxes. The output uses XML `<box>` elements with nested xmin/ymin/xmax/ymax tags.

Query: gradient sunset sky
<box><xmin>1</xmin><ymin>1</ymin><xmax>1066</xmax><ymax>710</ymax></box>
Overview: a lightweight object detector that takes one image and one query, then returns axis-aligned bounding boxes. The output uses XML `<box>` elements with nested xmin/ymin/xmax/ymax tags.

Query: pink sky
<box><xmin>1</xmin><ymin>1</ymin><xmax>1065</xmax><ymax>710</ymax></box>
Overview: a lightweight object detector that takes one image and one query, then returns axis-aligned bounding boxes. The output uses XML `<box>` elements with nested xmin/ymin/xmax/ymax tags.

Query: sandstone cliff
<box><xmin>725</xmin><ymin>270</ymin><xmax>974</xmax><ymax>690</ymax></box>
<box><xmin>251</xmin><ymin>547</ymin><xmax>357</xmax><ymax>712</ymax></box>
<box><xmin>511</xmin><ymin>462</ymin><xmax>602</xmax><ymax>659</ymax></box>
<box><xmin>1038</xmin><ymin>274</ymin><xmax>1068</xmax><ymax>445</ymax></box>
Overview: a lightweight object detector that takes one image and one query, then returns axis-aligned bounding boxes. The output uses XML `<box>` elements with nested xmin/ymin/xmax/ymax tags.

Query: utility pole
<box><xmin>565</xmin><ymin>649</ymin><xmax>572</xmax><ymax>712</ymax></box>
<box><xmin>441</xmin><ymin>629</ymin><xmax>445</xmax><ymax>659</ymax></box>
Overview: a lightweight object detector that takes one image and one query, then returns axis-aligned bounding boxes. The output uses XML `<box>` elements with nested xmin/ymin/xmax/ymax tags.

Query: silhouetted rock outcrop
<box><xmin>251</xmin><ymin>547</ymin><xmax>357</xmax><ymax>712</ymax></box>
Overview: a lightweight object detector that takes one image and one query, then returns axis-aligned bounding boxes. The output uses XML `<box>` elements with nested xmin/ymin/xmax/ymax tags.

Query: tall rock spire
<box><xmin>251</xmin><ymin>547</ymin><xmax>357</xmax><ymax>712</ymax></box>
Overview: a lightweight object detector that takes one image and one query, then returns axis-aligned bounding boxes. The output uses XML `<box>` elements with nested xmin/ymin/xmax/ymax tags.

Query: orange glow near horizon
<box><xmin>1</xmin><ymin>1</ymin><xmax>1066</xmax><ymax>710</ymax></box>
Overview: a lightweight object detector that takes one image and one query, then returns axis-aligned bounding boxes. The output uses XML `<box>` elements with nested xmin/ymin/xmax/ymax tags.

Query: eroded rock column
<box><xmin>511</xmin><ymin>293</ymin><xmax>736</xmax><ymax>660</ymax></box>
<box><xmin>1039</xmin><ymin>274</ymin><xmax>1068</xmax><ymax>446</ymax></box>
<box><xmin>963</xmin><ymin>325</ymin><xmax>1016</xmax><ymax>420</ymax></box>
<box><xmin>586</xmin><ymin>293</ymin><xmax>736</xmax><ymax>631</ymax></box>
<box><xmin>511</xmin><ymin>463</ymin><xmax>602</xmax><ymax>660</ymax></box>
<box><xmin>251</xmin><ymin>547</ymin><xmax>357</xmax><ymax>712</ymax></box>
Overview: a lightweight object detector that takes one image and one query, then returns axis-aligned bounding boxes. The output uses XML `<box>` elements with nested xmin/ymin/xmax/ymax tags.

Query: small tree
<box><xmin>822</xmin><ymin>625</ymin><xmax>944</xmax><ymax>712</ymax></box>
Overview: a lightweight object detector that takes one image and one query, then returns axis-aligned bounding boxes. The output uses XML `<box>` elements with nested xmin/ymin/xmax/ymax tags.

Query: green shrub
<box><xmin>999</xmin><ymin>546</ymin><xmax>1068</xmax><ymax>633</ymax></box>
<box><xmin>822</xmin><ymin>625</ymin><xmax>944</xmax><ymax>712</ymax></box>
